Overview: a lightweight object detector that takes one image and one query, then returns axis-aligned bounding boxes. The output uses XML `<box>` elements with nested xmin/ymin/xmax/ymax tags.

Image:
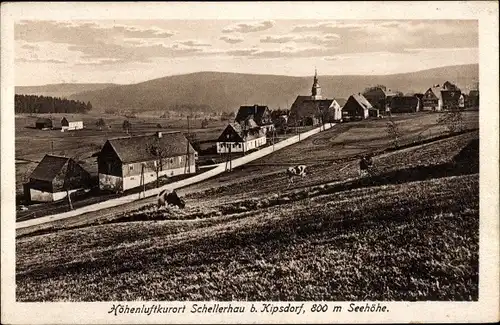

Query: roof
<box><xmin>62</xmin><ymin>117</ymin><xmax>82</xmax><ymax>123</ymax></box>
<box><xmin>235</xmin><ymin>105</ymin><xmax>270</xmax><ymax>125</ymax></box>
<box><xmin>424</xmin><ymin>87</ymin><xmax>442</xmax><ymax>100</ymax></box>
<box><xmin>105</xmin><ymin>132</ymin><xmax>196</xmax><ymax>164</ymax></box>
<box><xmin>469</xmin><ymin>90</ymin><xmax>479</xmax><ymax>97</ymax></box>
<box><xmin>391</xmin><ymin>96</ymin><xmax>419</xmax><ymax>107</ymax></box>
<box><xmin>36</xmin><ymin>118</ymin><xmax>52</xmax><ymax>123</ymax></box>
<box><xmin>219</xmin><ymin>122</ymin><xmax>265</xmax><ymax>142</ymax></box>
<box><xmin>336</xmin><ymin>98</ymin><xmax>347</xmax><ymax>107</ymax></box>
<box><xmin>351</xmin><ymin>94</ymin><xmax>373</xmax><ymax>109</ymax></box>
<box><xmin>240</xmin><ymin>116</ymin><xmax>259</xmax><ymax>129</ymax></box>
<box><xmin>29</xmin><ymin>155</ymin><xmax>70</xmax><ymax>182</ymax></box>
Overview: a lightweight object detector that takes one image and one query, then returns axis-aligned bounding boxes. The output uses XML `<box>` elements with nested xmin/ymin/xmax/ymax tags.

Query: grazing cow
<box><xmin>287</xmin><ymin>165</ymin><xmax>307</xmax><ymax>184</ymax></box>
<box><xmin>157</xmin><ymin>189</ymin><xmax>186</xmax><ymax>210</ymax></box>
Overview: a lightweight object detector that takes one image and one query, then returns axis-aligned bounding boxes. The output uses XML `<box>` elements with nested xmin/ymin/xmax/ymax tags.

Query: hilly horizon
<box><xmin>16</xmin><ymin>64</ymin><xmax>478</xmax><ymax>114</ymax></box>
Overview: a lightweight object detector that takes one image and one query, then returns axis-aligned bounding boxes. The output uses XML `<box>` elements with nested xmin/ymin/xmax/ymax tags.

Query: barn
<box><xmin>24</xmin><ymin>154</ymin><xmax>92</xmax><ymax>202</ymax></box>
<box><xmin>235</xmin><ymin>105</ymin><xmax>275</xmax><ymax>134</ymax></box>
<box><xmin>216</xmin><ymin>122</ymin><xmax>266</xmax><ymax>154</ymax></box>
<box><xmin>61</xmin><ymin>117</ymin><xmax>84</xmax><ymax>131</ymax></box>
<box><xmin>97</xmin><ymin>131</ymin><xmax>197</xmax><ymax>192</ymax></box>
<box><xmin>342</xmin><ymin>94</ymin><xmax>373</xmax><ymax>120</ymax></box>
<box><xmin>390</xmin><ymin>96</ymin><xmax>420</xmax><ymax>113</ymax></box>
<box><xmin>35</xmin><ymin>118</ymin><xmax>53</xmax><ymax>130</ymax></box>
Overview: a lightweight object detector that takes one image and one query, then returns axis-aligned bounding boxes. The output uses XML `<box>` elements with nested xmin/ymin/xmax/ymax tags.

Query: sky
<box><xmin>14</xmin><ymin>19</ymin><xmax>478</xmax><ymax>86</ymax></box>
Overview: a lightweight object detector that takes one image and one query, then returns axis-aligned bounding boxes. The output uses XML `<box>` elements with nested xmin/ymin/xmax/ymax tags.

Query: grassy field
<box><xmin>14</xmin><ymin>113</ymin><xmax>227</xmax><ymax>195</ymax></box>
<box><xmin>16</xmin><ymin>127</ymin><xmax>479</xmax><ymax>301</ymax></box>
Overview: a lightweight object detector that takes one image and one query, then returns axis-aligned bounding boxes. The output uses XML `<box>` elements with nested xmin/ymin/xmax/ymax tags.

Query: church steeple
<box><xmin>311</xmin><ymin>68</ymin><xmax>322</xmax><ymax>100</ymax></box>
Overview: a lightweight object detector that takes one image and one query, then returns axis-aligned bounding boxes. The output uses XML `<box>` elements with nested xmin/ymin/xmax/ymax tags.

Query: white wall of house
<box><xmin>62</xmin><ymin>121</ymin><xmax>84</xmax><ymax>131</ymax></box>
<box><xmin>30</xmin><ymin>188</ymin><xmax>80</xmax><ymax>202</ymax></box>
<box><xmin>122</xmin><ymin>165</ymin><xmax>195</xmax><ymax>191</ymax></box>
<box><xmin>217</xmin><ymin>136</ymin><xmax>267</xmax><ymax>154</ymax></box>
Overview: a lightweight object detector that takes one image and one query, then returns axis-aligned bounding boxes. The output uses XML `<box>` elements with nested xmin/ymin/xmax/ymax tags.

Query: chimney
<box><xmin>156</xmin><ymin>131</ymin><xmax>162</xmax><ymax>138</ymax></box>
<box><xmin>254</xmin><ymin>104</ymin><xmax>258</xmax><ymax>114</ymax></box>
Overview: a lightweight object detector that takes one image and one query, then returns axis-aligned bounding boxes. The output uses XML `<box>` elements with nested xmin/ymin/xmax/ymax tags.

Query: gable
<box><xmin>218</xmin><ymin>124</ymin><xmax>244</xmax><ymax>142</ymax></box>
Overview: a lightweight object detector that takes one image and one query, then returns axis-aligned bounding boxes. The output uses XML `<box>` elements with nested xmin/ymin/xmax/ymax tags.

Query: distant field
<box><xmin>14</xmin><ymin>113</ymin><xmax>227</xmax><ymax>195</ymax></box>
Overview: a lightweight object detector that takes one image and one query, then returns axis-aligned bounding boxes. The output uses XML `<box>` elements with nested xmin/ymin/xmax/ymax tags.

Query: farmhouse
<box><xmin>24</xmin><ymin>154</ymin><xmax>92</xmax><ymax>202</ymax></box>
<box><xmin>35</xmin><ymin>118</ymin><xmax>53</xmax><ymax>130</ymax></box>
<box><xmin>235</xmin><ymin>105</ymin><xmax>274</xmax><ymax>134</ymax></box>
<box><xmin>288</xmin><ymin>70</ymin><xmax>342</xmax><ymax>125</ymax></box>
<box><xmin>61</xmin><ymin>117</ymin><xmax>84</xmax><ymax>131</ymax></box>
<box><xmin>362</xmin><ymin>86</ymin><xmax>396</xmax><ymax>112</ymax></box>
<box><xmin>422</xmin><ymin>87</ymin><xmax>443</xmax><ymax>111</ymax></box>
<box><xmin>97</xmin><ymin>131</ymin><xmax>197</xmax><ymax>192</ymax></box>
<box><xmin>390</xmin><ymin>96</ymin><xmax>420</xmax><ymax>113</ymax></box>
<box><xmin>216</xmin><ymin>122</ymin><xmax>266</xmax><ymax>154</ymax></box>
<box><xmin>342</xmin><ymin>93</ymin><xmax>373</xmax><ymax>120</ymax></box>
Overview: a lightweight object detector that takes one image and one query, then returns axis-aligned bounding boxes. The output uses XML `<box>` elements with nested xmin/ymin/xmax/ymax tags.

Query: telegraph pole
<box><xmin>185</xmin><ymin>115</ymin><xmax>191</xmax><ymax>174</ymax></box>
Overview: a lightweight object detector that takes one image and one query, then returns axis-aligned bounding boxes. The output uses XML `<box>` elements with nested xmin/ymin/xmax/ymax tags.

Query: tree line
<box><xmin>15</xmin><ymin>94</ymin><xmax>93</xmax><ymax>114</ymax></box>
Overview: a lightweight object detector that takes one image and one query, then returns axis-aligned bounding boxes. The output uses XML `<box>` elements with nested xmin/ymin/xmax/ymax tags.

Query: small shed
<box><xmin>25</xmin><ymin>154</ymin><xmax>92</xmax><ymax>202</ymax></box>
<box><xmin>35</xmin><ymin>118</ymin><xmax>53</xmax><ymax>130</ymax></box>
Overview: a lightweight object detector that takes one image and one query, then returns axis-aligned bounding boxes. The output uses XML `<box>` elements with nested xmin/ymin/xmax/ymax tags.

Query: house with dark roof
<box><xmin>235</xmin><ymin>105</ymin><xmax>274</xmax><ymax>134</ymax></box>
<box><xmin>422</xmin><ymin>87</ymin><xmax>443</xmax><ymax>111</ymax></box>
<box><xmin>24</xmin><ymin>154</ymin><xmax>92</xmax><ymax>202</ymax></box>
<box><xmin>390</xmin><ymin>96</ymin><xmax>420</xmax><ymax>113</ymax></box>
<box><xmin>288</xmin><ymin>70</ymin><xmax>342</xmax><ymax>126</ymax></box>
<box><xmin>216</xmin><ymin>122</ymin><xmax>266</xmax><ymax>154</ymax></box>
<box><xmin>362</xmin><ymin>86</ymin><xmax>397</xmax><ymax>112</ymax></box>
<box><xmin>35</xmin><ymin>118</ymin><xmax>53</xmax><ymax>130</ymax></box>
<box><xmin>97</xmin><ymin>131</ymin><xmax>197</xmax><ymax>192</ymax></box>
<box><xmin>342</xmin><ymin>94</ymin><xmax>373</xmax><ymax>120</ymax></box>
<box><xmin>61</xmin><ymin>117</ymin><xmax>84</xmax><ymax>132</ymax></box>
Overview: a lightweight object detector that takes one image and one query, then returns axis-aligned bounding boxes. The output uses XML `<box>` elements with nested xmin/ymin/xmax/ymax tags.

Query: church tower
<box><xmin>311</xmin><ymin>69</ymin><xmax>322</xmax><ymax>100</ymax></box>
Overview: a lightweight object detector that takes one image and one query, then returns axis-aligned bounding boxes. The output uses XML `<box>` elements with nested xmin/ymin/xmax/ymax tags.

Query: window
<box><xmin>129</xmin><ymin>165</ymin><xmax>134</xmax><ymax>171</ymax></box>
<box><xmin>170</xmin><ymin>158</ymin><xmax>174</xmax><ymax>164</ymax></box>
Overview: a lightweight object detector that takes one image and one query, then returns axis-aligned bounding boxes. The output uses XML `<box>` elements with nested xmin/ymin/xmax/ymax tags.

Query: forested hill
<box><xmin>15</xmin><ymin>94</ymin><xmax>92</xmax><ymax>114</ymax></box>
<box><xmin>69</xmin><ymin>64</ymin><xmax>478</xmax><ymax>114</ymax></box>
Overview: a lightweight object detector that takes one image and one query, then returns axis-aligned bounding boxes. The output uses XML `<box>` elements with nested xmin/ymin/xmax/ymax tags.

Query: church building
<box><xmin>287</xmin><ymin>70</ymin><xmax>342</xmax><ymax>126</ymax></box>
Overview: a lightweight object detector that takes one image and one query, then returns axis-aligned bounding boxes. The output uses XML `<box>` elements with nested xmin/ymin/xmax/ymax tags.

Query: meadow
<box><xmin>14</xmin><ymin>112</ymin><xmax>227</xmax><ymax>195</ymax></box>
<box><xmin>16</xmin><ymin>122</ymin><xmax>479</xmax><ymax>301</ymax></box>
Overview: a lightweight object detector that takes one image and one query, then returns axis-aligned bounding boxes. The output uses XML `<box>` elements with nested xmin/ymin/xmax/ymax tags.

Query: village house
<box><xmin>35</xmin><ymin>118</ymin><xmax>53</xmax><ymax>130</ymax></box>
<box><xmin>288</xmin><ymin>70</ymin><xmax>342</xmax><ymax>126</ymax></box>
<box><xmin>97</xmin><ymin>131</ymin><xmax>197</xmax><ymax>192</ymax></box>
<box><xmin>235</xmin><ymin>105</ymin><xmax>274</xmax><ymax>134</ymax></box>
<box><xmin>216</xmin><ymin>121</ymin><xmax>266</xmax><ymax>154</ymax></box>
<box><xmin>362</xmin><ymin>86</ymin><xmax>397</xmax><ymax>112</ymax></box>
<box><xmin>24</xmin><ymin>154</ymin><xmax>92</xmax><ymax>202</ymax></box>
<box><xmin>342</xmin><ymin>93</ymin><xmax>373</xmax><ymax>120</ymax></box>
<box><xmin>390</xmin><ymin>96</ymin><xmax>421</xmax><ymax>113</ymax></box>
<box><xmin>422</xmin><ymin>86</ymin><xmax>443</xmax><ymax>111</ymax></box>
<box><xmin>459</xmin><ymin>93</ymin><xmax>467</xmax><ymax>109</ymax></box>
<box><xmin>61</xmin><ymin>117</ymin><xmax>84</xmax><ymax>131</ymax></box>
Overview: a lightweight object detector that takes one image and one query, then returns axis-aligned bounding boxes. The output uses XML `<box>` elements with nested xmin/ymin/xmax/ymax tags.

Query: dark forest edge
<box><xmin>15</xmin><ymin>94</ymin><xmax>92</xmax><ymax>114</ymax></box>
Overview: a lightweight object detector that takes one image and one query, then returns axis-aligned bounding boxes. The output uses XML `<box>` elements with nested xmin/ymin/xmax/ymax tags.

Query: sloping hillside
<box><xmin>15</xmin><ymin>83</ymin><xmax>119</xmax><ymax>98</ymax></box>
<box><xmin>68</xmin><ymin>64</ymin><xmax>478</xmax><ymax>113</ymax></box>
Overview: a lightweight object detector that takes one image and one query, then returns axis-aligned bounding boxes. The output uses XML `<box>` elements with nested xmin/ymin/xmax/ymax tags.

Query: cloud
<box><xmin>16</xmin><ymin>58</ymin><xmax>66</xmax><ymax>64</ymax></box>
<box><xmin>177</xmin><ymin>40</ymin><xmax>211</xmax><ymax>47</ymax></box>
<box><xmin>20</xmin><ymin>44</ymin><xmax>39</xmax><ymax>51</ymax></box>
<box><xmin>260</xmin><ymin>34</ymin><xmax>340</xmax><ymax>47</ymax></box>
<box><xmin>220</xmin><ymin>35</ymin><xmax>244</xmax><ymax>44</ymax></box>
<box><xmin>222</xmin><ymin>20</ymin><xmax>274</xmax><ymax>33</ymax></box>
<box><xmin>15</xmin><ymin>21</ymin><xmax>175</xmax><ymax>47</ymax></box>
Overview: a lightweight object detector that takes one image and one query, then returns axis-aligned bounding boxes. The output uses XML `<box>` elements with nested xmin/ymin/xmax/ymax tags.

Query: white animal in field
<box><xmin>286</xmin><ymin>165</ymin><xmax>307</xmax><ymax>184</ymax></box>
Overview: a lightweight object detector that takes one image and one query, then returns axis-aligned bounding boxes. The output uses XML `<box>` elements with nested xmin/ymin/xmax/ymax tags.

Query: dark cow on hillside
<box><xmin>359</xmin><ymin>154</ymin><xmax>374</xmax><ymax>177</ymax></box>
<box><xmin>286</xmin><ymin>165</ymin><xmax>307</xmax><ymax>185</ymax></box>
<box><xmin>157</xmin><ymin>189</ymin><xmax>186</xmax><ymax>210</ymax></box>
